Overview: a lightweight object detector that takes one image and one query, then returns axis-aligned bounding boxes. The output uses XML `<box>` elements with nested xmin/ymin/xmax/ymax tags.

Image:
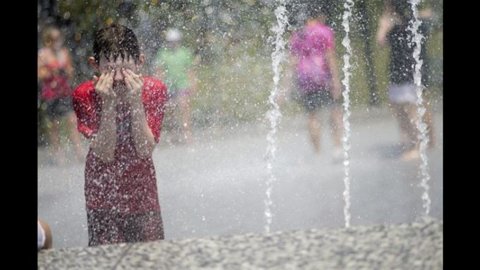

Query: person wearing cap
<box><xmin>154</xmin><ymin>28</ymin><xmax>198</xmax><ymax>144</ymax></box>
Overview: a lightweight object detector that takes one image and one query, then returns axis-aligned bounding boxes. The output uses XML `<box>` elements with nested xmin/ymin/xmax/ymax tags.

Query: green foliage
<box><xmin>45</xmin><ymin>0</ymin><xmax>442</xmax><ymax>129</ymax></box>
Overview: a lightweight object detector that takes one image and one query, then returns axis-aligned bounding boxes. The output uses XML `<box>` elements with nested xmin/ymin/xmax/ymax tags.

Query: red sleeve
<box><xmin>72</xmin><ymin>81</ymin><xmax>100</xmax><ymax>139</ymax></box>
<box><xmin>142</xmin><ymin>77</ymin><xmax>168</xmax><ymax>143</ymax></box>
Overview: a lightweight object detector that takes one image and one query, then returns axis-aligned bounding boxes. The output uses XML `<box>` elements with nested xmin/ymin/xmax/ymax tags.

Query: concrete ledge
<box><xmin>38</xmin><ymin>217</ymin><xmax>442</xmax><ymax>269</ymax></box>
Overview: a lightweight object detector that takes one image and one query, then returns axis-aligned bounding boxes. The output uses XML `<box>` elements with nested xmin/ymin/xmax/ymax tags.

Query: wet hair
<box><xmin>388</xmin><ymin>0</ymin><xmax>413</xmax><ymax>21</ymax></box>
<box><xmin>93</xmin><ymin>23</ymin><xmax>140</xmax><ymax>64</ymax></box>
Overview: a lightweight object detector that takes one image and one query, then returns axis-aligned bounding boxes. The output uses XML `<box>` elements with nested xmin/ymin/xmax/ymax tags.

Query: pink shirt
<box><xmin>290</xmin><ymin>21</ymin><xmax>335</xmax><ymax>92</ymax></box>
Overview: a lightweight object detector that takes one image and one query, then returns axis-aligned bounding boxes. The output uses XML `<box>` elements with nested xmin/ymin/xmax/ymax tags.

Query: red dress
<box><xmin>72</xmin><ymin>76</ymin><xmax>168</xmax><ymax>246</ymax></box>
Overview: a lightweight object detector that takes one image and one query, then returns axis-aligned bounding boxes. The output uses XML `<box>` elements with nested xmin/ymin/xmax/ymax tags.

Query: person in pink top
<box><xmin>289</xmin><ymin>8</ymin><xmax>343</xmax><ymax>160</ymax></box>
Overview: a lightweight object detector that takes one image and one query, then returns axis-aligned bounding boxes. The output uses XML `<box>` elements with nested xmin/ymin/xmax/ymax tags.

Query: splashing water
<box><xmin>264</xmin><ymin>0</ymin><xmax>288</xmax><ymax>234</ymax></box>
<box><xmin>341</xmin><ymin>0</ymin><xmax>355</xmax><ymax>228</ymax></box>
<box><xmin>408</xmin><ymin>0</ymin><xmax>431</xmax><ymax>215</ymax></box>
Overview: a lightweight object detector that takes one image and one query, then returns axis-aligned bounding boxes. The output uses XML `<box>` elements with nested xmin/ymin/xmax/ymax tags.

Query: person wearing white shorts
<box><xmin>376</xmin><ymin>0</ymin><xmax>436</xmax><ymax>161</ymax></box>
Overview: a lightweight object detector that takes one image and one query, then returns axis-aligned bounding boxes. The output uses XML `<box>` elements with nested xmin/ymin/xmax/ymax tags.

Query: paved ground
<box><xmin>38</xmin><ymin>104</ymin><xmax>443</xmax><ymax>248</ymax></box>
<box><xmin>38</xmin><ymin>217</ymin><xmax>442</xmax><ymax>269</ymax></box>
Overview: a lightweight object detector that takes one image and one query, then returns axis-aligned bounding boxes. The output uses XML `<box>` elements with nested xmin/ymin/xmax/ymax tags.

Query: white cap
<box><xmin>166</xmin><ymin>28</ymin><xmax>182</xmax><ymax>42</ymax></box>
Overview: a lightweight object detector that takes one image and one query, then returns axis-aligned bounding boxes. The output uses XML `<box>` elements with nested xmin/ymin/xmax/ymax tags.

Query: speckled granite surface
<box><xmin>38</xmin><ymin>217</ymin><xmax>442</xmax><ymax>269</ymax></box>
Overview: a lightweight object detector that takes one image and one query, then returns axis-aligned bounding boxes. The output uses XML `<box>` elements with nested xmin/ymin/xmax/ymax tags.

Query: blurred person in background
<box><xmin>287</xmin><ymin>7</ymin><xmax>343</xmax><ymax>161</ymax></box>
<box><xmin>38</xmin><ymin>26</ymin><xmax>85</xmax><ymax>164</ymax></box>
<box><xmin>376</xmin><ymin>0</ymin><xmax>436</xmax><ymax>161</ymax></box>
<box><xmin>154</xmin><ymin>28</ymin><xmax>198</xmax><ymax>145</ymax></box>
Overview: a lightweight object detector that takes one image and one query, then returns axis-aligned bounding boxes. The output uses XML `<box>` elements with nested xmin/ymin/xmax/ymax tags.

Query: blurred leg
<box><xmin>163</xmin><ymin>99</ymin><xmax>177</xmax><ymax>144</ymax></box>
<box><xmin>423</xmin><ymin>99</ymin><xmax>435</xmax><ymax>149</ymax></box>
<box><xmin>329</xmin><ymin>103</ymin><xmax>343</xmax><ymax>149</ymax></box>
<box><xmin>307</xmin><ymin>111</ymin><xmax>321</xmax><ymax>153</ymax></box>
<box><xmin>65</xmin><ymin>112</ymin><xmax>79</xmax><ymax>143</ymax></box>
<box><xmin>179</xmin><ymin>94</ymin><xmax>193</xmax><ymax>144</ymax></box>
<box><xmin>401</xmin><ymin>103</ymin><xmax>421</xmax><ymax>160</ymax></box>
<box><xmin>48</xmin><ymin>118</ymin><xmax>64</xmax><ymax>164</ymax></box>
<box><xmin>391</xmin><ymin>103</ymin><xmax>414</xmax><ymax>150</ymax></box>
<box><xmin>329</xmin><ymin>103</ymin><xmax>343</xmax><ymax>161</ymax></box>
<box><xmin>404</xmin><ymin>103</ymin><xmax>420</xmax><ymax>147</ymax></box>
<box><xmin>66</xmin><ymin>111</ymin><xmax>85</xmax><ymax>161</ymax></box>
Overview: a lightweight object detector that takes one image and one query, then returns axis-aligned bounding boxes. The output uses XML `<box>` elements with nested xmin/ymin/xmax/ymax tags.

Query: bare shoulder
<box><xmin>38</xmin><ymin>47</ymin><xmax>49</xmax><ymax>55</ymax></box>
<box><xmin>38</xmin><ymin>47</ymin><xmax>51</xmax><ymax>61</ymax></box>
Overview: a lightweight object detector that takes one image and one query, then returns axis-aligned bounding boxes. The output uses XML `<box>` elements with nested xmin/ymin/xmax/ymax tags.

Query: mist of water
<box><xmin>341</xmin><ymin>0</ymin><xmax>355</xmax><ymax>228</ymax></box>
<box><xmin>264</xmin><ymin>0</ymin><xmax>288</xmax><ymax>234</ymax></box>
<box><xmin>408</xmin><ymin>0</ymin><xmax>431</xmax><ymax>215</ymax></box>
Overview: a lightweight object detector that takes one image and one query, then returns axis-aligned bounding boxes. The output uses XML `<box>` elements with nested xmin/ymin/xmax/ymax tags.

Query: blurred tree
<box><xmin>36</xmin><ymin>0</ymin><xmax>441</xmax><ymax>127</ymax></box>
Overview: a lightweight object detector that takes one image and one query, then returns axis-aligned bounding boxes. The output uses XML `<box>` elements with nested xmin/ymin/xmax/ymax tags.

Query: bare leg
<box><xmin>329</xmin><ymin>104</ymin><xmax>343</xmax><ymax>149</ymax></box>
<box><xmin>179</xmin><ymin>94</ymin><xmax>193</xmax><ymax>144</ymax></box>
<box><xmin>48</xmin><ymin>118</ymin><xmax>64</xmax><ymax>164</ymax></box>
<box><xmin>401</xmin><ymin>103</ymin><xmax>421</xmax><ymax>160</ymax></box>
<box><xmin>423</xmin><ymin>99</ymin><xmax>435</xmax><ymax>149</ymax></box>
<box><xmin>391</xmin><ymin>103</ymin><xmax>415</xmax><ymax>150</ymax></box>
<box><xmin>405</xmin><ymin>103</ymin><xmax>420</xmax><ymax>142</ymax></box>
<box><xmin>307</xmin><ymin>111</ymin><xmax>321</xmax><ymax>153</ymax></box>
<box><xmin>65</xmin><ymin>111</ymin><xmax>85</xmax><ymax>161</ymax></box>
<box><xmin>329</xmin><ymin>103</ymin><xmax>343</xmax><ymax>161</ymax></box>
<box><xmin>166</xmin><ymin>99</ymin><xmax>179</xmax><ymax>145</ymax></box>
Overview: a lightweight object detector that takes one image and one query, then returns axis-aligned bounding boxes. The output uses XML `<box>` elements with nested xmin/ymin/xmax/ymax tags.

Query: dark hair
<box><xmin>306</xmin><ymin>6</ymin><xmax>328</xmax><ymax>20</ymax></box>
<box><xmin>93</xmin><ymin>23</ymin><xmax>140</xmax><ymax>64</ymax></box>
<box><xmin>389</xmin><ymin>0</ymin><xmax>413</xmax><ymax>21</ymax></box>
